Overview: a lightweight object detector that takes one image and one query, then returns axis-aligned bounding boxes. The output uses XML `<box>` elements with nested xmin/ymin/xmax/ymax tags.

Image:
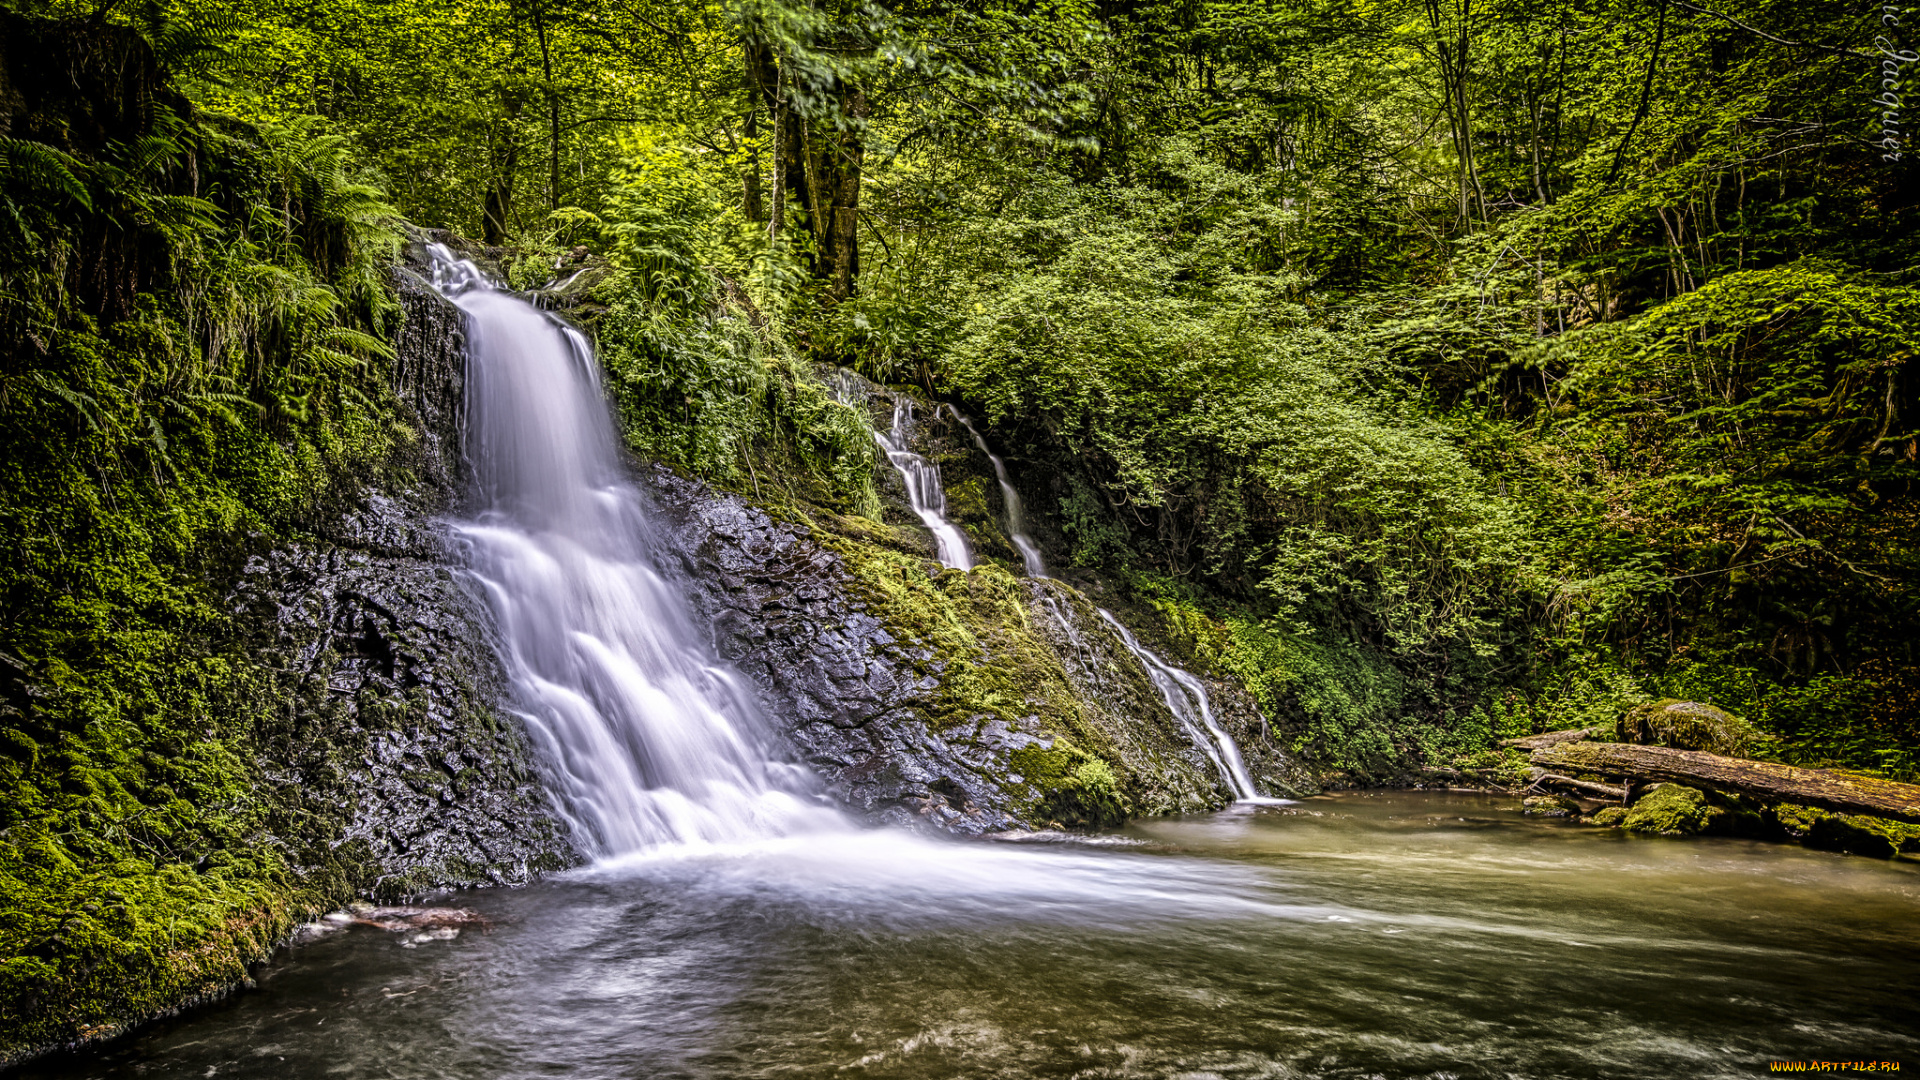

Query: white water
<box><xmin>946</xmin><ymin>405</ymin><xmax>1047</xmax><ymax>577</ymax></box>
<box><xmin>433</xmin><ymin>247</ymin><xmax>840</xmax><ymax>857</ymax></box>
<box><xmin>873</xmin><ymin>398</ymin><xmax>973</xmax><ymax>570</ymax></box>
<box><xmin>1096</xmin><ymin>609</ymin><xmax>1270</xmax><ymax>802</ymax></box>
<box><xmin>937</xmin><ymin>402</ymin><xmax>1265</xmax><ymax>802</ymax></box>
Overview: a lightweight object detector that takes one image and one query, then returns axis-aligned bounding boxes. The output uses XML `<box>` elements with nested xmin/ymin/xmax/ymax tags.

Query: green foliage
<box><xmin>925</xmin><ymin>159</ymin><xmax>1531</xmax><ymax>660</ymax></box>
<box><xmin>465</xmin><ymin>132</ymin><xmax>881</xmax><ymax>512</ymax></box>
<box><xmin>0</xmin><ymin>17</ymin><xmax>407</xmax><ymax>1053</ymax></box>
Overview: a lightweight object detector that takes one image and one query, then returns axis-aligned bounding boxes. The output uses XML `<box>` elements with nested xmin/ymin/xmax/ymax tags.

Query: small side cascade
<box><xmin>833</xmin><ymin>372</ymin><xmax>973</xmax><ymax>571</ymax></box>
<box><xmin>1096</xmin><ymin>610</ymin><xmax>1271</xmax><ymax>803</ymax></box>
<box><xmin>946</xmin><ymin>406</ymin><xmax>1047</xmax><ymax>578</ymax></box>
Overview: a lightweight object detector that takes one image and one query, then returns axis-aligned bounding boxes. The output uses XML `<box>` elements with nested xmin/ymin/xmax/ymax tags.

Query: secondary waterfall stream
<box><xmin>947</xmin><ymin>405</ymin><xmax>1046</xmax><ymax>577</ymax></box>
<box><xmin>1098</xmin><ymin>611</ymin><xmax>1267</xmax><ymax>802</ymax></box>
<box><xmin>873</xmin><ymin>398</ymin><xmax>972</xmax><ymax>570</ymax></box>
<box><xmin>432</xmin><ymin>247</ymin><xmax>838</xmax><ymax>856</ymax></box>
<box><xmin>945</xmin><ymin>401</ymin><xmax>1268</xmax><ymax>802</ymax></box>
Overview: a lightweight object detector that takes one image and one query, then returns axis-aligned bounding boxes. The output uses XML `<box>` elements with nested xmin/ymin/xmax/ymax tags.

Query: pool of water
<box><xmin>28</xmin><ymin>792</ymin><xmax>1920</xmax><ymax>1079</ymax></box>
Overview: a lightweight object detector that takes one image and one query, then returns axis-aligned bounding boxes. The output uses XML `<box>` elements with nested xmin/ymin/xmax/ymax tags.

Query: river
<box><xmin>27</xmin><ymin>792</ymin><xmax>1918</xmax><ymax>1079</ymax></box>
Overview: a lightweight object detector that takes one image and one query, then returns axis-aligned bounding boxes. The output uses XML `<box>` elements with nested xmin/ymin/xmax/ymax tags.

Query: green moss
<box><xmin>1617</xmin><ymin>699</ymin><xmax>1756</xmax><ymax>756</ymax></box>
<box><xmin>1621</xmin><ymin>785</ymin><xmax>1720</xmax><ymax>836</ymax></box>
<box><xmin>1008</xmin><ymin>742</ymin><xmax>1126</xmax><ymax>827</ymax></box>
<box><xmin>1774</xmin><ymin>803</ymin><xmax>1920</xmax><ymax>858</ymax></box>
<box><xmin>0</xmin><ymin>69</ymin><xmax>409</xmax><ymax>1058</ymax></box>
<box><xmin>1588</xmin><ymin>806</ymin><xmax>1628</xmax><ymax>827</ymax></box>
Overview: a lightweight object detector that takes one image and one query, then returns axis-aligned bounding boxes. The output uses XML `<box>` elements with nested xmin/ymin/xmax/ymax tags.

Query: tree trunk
<box><xmin>533</xmin><ymin>0</ymin><xmax>559</xmax><ymax>212</ymax></box>
<box><xmin>741</xmin><ymin>33</ymin><xmax>865</xmax><ymax>301</ymax></box>
<box><xmin>743</xmin><ymin>37</ymin><xmax>777</xmax><ymax>226</ymax></box>
<box><xmin>803</xmin><ymin>84</ymin><xmax>865</xmax><ymax>303</ymax></box>
<box><xmin>482</xmin><ymin>137</ymin><xmax>519</xmax><ymax>245</ymax></box>
<box><xmin>1531</xmin><ymin>742</ymin><xmax>1920</xmax><ymax>825</ymax></box>
<box><xmin>742</xmin><ymin>106</ymin><xmax>764</xmax><ymax>223</ymax></box>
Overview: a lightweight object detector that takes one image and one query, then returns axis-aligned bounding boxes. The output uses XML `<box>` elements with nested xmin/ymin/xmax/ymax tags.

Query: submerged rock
<box><xmin>1587</xmin><ymin>806</ymin><xmax>1629</xmax><ymax>827</ymax></box>
<box><xmin>1776</xmin><ymin>803</ymin><xmax>1920</xmax><ymax>858</ymax></box>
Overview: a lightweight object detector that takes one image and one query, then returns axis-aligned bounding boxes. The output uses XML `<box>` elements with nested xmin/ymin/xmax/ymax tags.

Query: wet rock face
<box><xmin>227</xmin><ymin>255</ymin><xmax>577</xmax><ymax>897</ymax></box>
<box><xmin>387</xmin><ymin>254</ymin><xmax>470</xmax><ymax>504</ymax></box>
<box><xmin>642</xmin><ymin>463</ymin><xmax>1312</xmax><ymax>835</ymax></box>
<box><xmin>643</xmin><ymin>465</ymin><xmax>1032</xmax><ymax>834</ymax></box>
<box><xmin>1026</xmin><ymin>582</ymin><xmax>1314</xmax><ymax>811</ymax></box>
<box><xmin>232</xmin><ymin>514</ymin><xmax>575</xmax><ymax>895</ymax></box>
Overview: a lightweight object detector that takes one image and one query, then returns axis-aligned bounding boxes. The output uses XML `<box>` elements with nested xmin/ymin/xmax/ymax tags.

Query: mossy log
<box><xmin>1531</xmin><ymin>742</ymin><xmax>1920</xmax><ymax>825</ymax></box>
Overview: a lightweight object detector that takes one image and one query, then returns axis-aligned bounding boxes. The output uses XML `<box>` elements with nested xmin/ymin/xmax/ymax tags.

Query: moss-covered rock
<box><xmin>1587</xmin><ymin>806</ymin><xmax>1628</xmax><ymax>827</ymax></box>
<box><xmin>1621</xmin><ymin>784</ymin><xmax>1721</xmax><ymax>835</ymax></box>
<box><xmin>1616</xmin><ymin>699</ymin><xmax>1755</xmax><ymax>755</ymax></box>
<box><xmin>1523</xmin><ymin>794</ymin><xmax>1581</xmax><ymax>817</ymax></box>
<box><xmin>1775</xmin><ymin>803</ymin><xmax>1920</xmax><ymax>858</ymax></box>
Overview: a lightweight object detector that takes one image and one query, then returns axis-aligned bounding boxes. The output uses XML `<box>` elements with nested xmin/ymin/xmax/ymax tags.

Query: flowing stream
<box><xmin>872</xmin><ymin>398</ymin><xmax>972</xmax><ymax>570</ymax></box>
<box><xmin>34</xmin><ymin>794</ymin><xmax>1920</xmax><ymax>1079</ymax></box>
<box><xmin>946</xmin><ymin>405</ymin><xmax>1046</xmax><ymax>577</ymax></box>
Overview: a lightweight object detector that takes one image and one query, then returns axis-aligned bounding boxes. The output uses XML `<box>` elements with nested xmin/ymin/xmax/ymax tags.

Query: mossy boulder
<box><xmin>1522</xmin><ymin>794</ymin><xmax>1581</xmax><ymax>817</ymax></box>
<box><xmin>1775</xmin><ymin>803</ymin><xmax>1920</xmax><ymax>858</ymax></box>
<box><xmin>1621</xmin><ymin>784</ymin><xmax>1721</xmax><ymax>836</ymax></box>
<box><xmin>1616</xmin><ymin>699</ymin><xmax>1755</xmax><ymax>755</ymax></box>
<box><xmin>1587</xmin><ymin>806</ymin><xmax>1628</xmax><ymax>827</ymax></box>
<box><xmin>1009</xmin><ymin>742</ymin><xmax>1127</xmax><ymax>828</ymax></box>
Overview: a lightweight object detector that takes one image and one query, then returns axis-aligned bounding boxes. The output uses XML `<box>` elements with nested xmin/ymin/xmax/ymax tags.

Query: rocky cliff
<box><xmin>647</xmin><ymin>371</ymin><xmax>1312</xmax><ymax>835</ymax></box>
<box><xmin>225</xmin><ymin>258</ymin><xmax>575</xmax><ymax>893</ymax></box>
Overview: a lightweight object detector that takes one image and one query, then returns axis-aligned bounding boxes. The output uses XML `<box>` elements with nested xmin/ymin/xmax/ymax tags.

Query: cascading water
<box><xmin>432</xmin><ymin>246</ymin><xmax>839</xmax><ymax>857</ymax></box>
<box><xmin>946</xmin><ymin>405</ymin><xmax>1047</xmax><ymax>578</ymax></box>
<box><xmin>938</xmin><ymin>403</ymin><xmax>1264</xmax><ymax>801</ymax></box>
<box><xmin>872</xmin><ymin>397</ymin><xmax>973</xmax><ymax>571</ymax></box>
<box><xmin>1096</xmin><ymin>610</ymin><xmax>1269</xmax><ymax>803</ymax></box>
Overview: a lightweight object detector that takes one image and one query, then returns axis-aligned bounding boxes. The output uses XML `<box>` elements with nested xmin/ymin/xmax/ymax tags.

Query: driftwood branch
<box><xmin>1532</xmin><ymin>742</ymin><xmax>1920</xmax><ymax>825</ymax></box>
<box><xmin>1529</xmin><ymin>771</ymin><xmax>1627</xmax><ymax>800</ymax></box>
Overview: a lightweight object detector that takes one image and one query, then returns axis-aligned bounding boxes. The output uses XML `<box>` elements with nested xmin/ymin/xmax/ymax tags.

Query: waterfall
<box><xmin>1095</xmin><ymin>610</ymin><xmax>1267</xmax><ymax>803</ymax></box>
<box><xmin>432</xmin><ymin>246</ymin><xmax>839</xmax><ymax>857</ymax></box>
<box><xmin>946</xmin><ymin>406</ymin><xmax>1048</xmax><ymax>578</ymax></box>
<box><xmin>871</xmin><ymin>396</ymin><xmax>973</xmax><ymax>571</ymax></box>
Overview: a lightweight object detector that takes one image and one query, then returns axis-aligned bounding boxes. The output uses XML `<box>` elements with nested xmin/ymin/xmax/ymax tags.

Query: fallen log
<box><xmin>1501</xmin><ymin>727</ymin><xmax>1602</xmax><ymax>751</ymax></box>
<box><xmin>1531</xmin><ymin>742</ymin><xmax>1920</xmax><ymax>825</ymax></box>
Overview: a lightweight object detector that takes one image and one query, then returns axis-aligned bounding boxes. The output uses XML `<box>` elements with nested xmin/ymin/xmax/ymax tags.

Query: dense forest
<box><xmin>80</xmin><ymin>0</ymin><xmax>1902</xmax><ymax>772</ymax></box>
<box><xmin>1</xmin><ymin>0</ymin><xmax>1916</xmax><ymax>1059</ymax></box>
